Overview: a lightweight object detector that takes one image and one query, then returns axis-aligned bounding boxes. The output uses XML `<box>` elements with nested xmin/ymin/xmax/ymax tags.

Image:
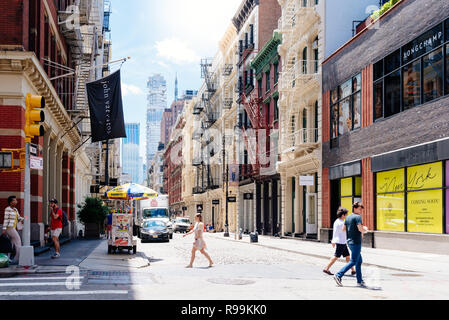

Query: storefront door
<box><xmin>306</xmin><ymin>193</ymin><xmax>318</xmax><ymax>234</ymax></box>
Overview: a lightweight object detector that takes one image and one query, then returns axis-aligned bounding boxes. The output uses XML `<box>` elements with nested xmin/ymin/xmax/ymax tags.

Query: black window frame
<box><xmin>329</xmin><ymin>72</ymin><xmax>362</xmax><ymax>144</ymax></box>
<box><xmin>373</xmin><ymin>18</ymin><xmax>449</xmax><ymax>123</ymax></box>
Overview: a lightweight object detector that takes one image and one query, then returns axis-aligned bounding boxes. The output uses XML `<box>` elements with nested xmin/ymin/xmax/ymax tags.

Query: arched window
<box><xmin>313</xmin><ymin>37</ymin><xmax>319</xmax><ymax>73</ymax></box>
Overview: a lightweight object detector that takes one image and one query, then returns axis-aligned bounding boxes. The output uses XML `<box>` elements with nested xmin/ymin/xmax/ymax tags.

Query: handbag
<box><xmin>16</xmin><ymin>221</ymin><xmax>23</xmax><ymax>231</ymax></box>
<box><xmin>0</xmin><ymin>234</ymin><xmax>13</xmax><ymax>254</ymax></box>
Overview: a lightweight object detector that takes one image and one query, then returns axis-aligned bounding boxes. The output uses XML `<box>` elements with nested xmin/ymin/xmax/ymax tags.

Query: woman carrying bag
<box><xmin>2</xmin><ymin>196</ymin><xmax>24</xmax><ymax>265</ymax></box>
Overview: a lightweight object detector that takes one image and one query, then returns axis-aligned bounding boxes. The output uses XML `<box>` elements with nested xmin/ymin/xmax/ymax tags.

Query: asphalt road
<box><xmin>1</xmin><ymin>233</ymin><xmax>448</xmax><ymax>300</ymax></box>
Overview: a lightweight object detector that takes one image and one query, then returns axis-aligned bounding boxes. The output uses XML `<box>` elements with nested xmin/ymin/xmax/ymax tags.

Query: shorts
<box><xmin>106</xmin><ymin>225</ymin><xmax>112</xmax><ymax>231</ymax></box>
<box><xmin>334</xmin><ymin>244</ymin><xmax>350</xmax><ymax>258</ymax></box>
<box><xmin>51</xmin><ymin>228</ymin><xmax>62</xmax><ymax>238</ymax></box>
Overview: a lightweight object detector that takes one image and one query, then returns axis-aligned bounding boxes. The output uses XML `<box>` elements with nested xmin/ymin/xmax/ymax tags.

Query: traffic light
<box><xmin>25</xmin><ymin>93</ymin><xmax>45</xmax><ymax>143</ymax></box>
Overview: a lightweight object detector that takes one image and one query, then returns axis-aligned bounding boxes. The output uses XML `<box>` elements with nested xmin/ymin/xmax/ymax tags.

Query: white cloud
<box><xmin>155</xmin><ymin>38</ymin><xmax>200</xmax><ymax>65</ymax></box>
<box><xmin>122</xmin><ymin>83</ymin><xmax>145</xmax><ymax>96</ymax></box>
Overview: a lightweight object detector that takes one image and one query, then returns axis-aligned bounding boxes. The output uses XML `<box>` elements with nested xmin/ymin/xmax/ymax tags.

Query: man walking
<box><xmin>49</xmin><ymin>199</ymin><xmax>63</xmax><ymax>259</ymax></box>
<box><xmin>2</xmin><ymin>196</ymin><xmax>24</xmax><ymax>265</ymax></box>
<box><xmin>334</xmin><ymin>202</ymin><xmax>368</xmax><ymax>287</ymax></box>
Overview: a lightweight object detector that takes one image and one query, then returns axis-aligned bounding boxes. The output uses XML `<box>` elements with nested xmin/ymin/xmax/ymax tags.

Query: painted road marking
<box><xmin>0</xmin><ymin>282</ymin><xmax>82</xmax><ymax>287</ymax></box>
<box><xmin>0</xmin><ymin>277</ymin><xmax>84</xmax><ymax>281</ymax></box>
<box><xmin>0</xmin><ymin>290</ymin><xmax>128</xmax><ymax>296</ymax></box>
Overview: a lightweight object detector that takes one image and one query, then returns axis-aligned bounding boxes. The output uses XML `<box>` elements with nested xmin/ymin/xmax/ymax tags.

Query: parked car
<box><xmin>140</xmin><ymin>220</ymin><xmax>170</xmax><ymax>242</ymax></box>
<box><xmin>173</xmin><ymin>217</ymin><xmax>191</xmax><ymax>233</ymax></box>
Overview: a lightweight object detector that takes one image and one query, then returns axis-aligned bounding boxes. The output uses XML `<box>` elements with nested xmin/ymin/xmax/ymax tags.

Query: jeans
<box><xmin>337</xmin><ymin>243</ymin><xmax>363</xmax><ymax>283</ymax></box>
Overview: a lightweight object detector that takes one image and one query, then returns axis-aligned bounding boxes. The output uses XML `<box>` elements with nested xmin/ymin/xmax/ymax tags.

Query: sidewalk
<box><xmin>207</xmin><ymin>232</ymin><xmax>449</xmax><ymax>275</ymax></box>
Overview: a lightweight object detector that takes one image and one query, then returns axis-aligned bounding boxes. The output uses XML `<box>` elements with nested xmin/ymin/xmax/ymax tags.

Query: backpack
<box><xmin>61</xmin><ymin>210</ymin><xmax>69</xmax><ymax>228</ymax></box>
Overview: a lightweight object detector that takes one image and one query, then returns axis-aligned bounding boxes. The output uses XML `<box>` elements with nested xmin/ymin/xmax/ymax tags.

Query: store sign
<box><xmin>243</xmin><ymin>193</ymin><xmax>253</xmax><ymax>200</ymax></box>
<box><xmin>407</xmin><ymin>190</ymin><xmax>443</xmax><ymax>234</ymax></box>
<box><xmin>299</xmin><ymin>176</ymin><xmax>314</xmax><ymax>186</ymax></box>
<box><xmin>227</xmin><ymin>196</ymin><xmax>237</xmax><ymax>203</ymax></box>
<box><xmin>196</xmin><ymin>204</ymin><xmax>203</xmax><ymax>212</ymax></box>
<box><xmin>212</xmin><ymin>200</ymin><xmax>220</xmax><ymax>205</ymax></box>
<box><xmin>407</xmin><ymin>162</ymin><xmax>442</xmax><ymax>191</ymax></box>
<box><xmin>182</xmin><ymin>207</ymin><xmax>187</xmax><ymax>211</ymax></box>
<box><xmin>377</xmin><ymin>168</ymin><xmax>405</xmax><ymax>193</ymax></box>
<box><xmin>403</xmin><ymin>24</ymin><xmax>443</xmax><ymax>64</ymax></box>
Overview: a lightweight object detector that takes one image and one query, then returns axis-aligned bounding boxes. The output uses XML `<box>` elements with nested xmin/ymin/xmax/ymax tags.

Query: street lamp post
<box><xmin>224</xmin><ymin>162</ymin><xmax>229</xmax><ymax>237</ymax></box>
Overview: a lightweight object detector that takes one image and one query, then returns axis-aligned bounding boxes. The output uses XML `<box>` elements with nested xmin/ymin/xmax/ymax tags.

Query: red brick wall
<box><xmin>361</xmin><ymin>158</ymin><xmax>374</xmax><ymax>230</ymax></box>
<box><xmin>322</xmin><ymin>91</ymin><xmax>330</xmax><ymax>143</ymax></box>
<box><xmin>321</xmin><ymin>168</ymin><xmax>331</xmax><ymax>228</ymax></box>
<box><xmin>361</xmin><ymin>65</ymin><xmax>373</xmax><ymax>128</ymax></box>
<box><xmin>0</xmin><ymin>0</ymin><xmax>24</xmax><ymax>47</ymax></box>
<box><xmin>258</xmin><ymin>0</ymin><xmax>281</xmax><ymax>49</ymax></box>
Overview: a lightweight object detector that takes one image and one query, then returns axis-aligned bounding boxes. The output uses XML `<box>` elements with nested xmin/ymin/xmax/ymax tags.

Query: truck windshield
<box><xmin>143</xmin><ymin>209</ymin><xmax>168</xmax><ymax>219</ymax></box>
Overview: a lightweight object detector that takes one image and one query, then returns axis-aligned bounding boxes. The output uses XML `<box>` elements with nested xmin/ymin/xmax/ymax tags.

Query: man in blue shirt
<box><xmin>334</xmin><ymin>202</ymin><xmax>368</xmax><ymax>287</ymax></box>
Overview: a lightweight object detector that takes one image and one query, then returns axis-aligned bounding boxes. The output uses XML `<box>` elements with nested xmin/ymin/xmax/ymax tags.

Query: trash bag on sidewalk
<box><xmin>0</xmin><ymin>253</ymin><xmax>9</xmax><ymax>268</ymax></box>
<box><xmin>0</xmin><ymin>234</ymin><xmax>13</xmax><ymax>254</ymax></box>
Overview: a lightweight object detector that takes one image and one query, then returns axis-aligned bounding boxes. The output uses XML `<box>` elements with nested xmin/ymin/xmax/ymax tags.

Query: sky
<box><xmin>109</xmin><ymin>0</ymin><xmax>242</xmax><ymax>159</ymax></box>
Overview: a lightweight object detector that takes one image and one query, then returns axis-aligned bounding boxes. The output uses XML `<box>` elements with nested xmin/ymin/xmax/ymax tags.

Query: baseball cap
<box><xmin>49</xmin><ymin>199</ymin><xmax>58</xmax><ymax>204</ymax></box>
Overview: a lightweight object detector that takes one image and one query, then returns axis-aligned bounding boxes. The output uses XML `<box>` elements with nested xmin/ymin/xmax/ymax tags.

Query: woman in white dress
<box><xmin>183</xmin><ymin>213</ymin><xmax>213</xmax><ymax>268</ymax></box>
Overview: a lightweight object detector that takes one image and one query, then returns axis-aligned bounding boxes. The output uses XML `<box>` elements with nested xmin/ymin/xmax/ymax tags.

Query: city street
<box><xmin>1</xmin><ymin>233</ymin><xmax>449</xmax><ymax>300</ymax></box>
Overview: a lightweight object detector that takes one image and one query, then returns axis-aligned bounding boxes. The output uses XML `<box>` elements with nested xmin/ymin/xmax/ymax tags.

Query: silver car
<box><xmin>173</xmin><ymin>217</ymin><xmax>191</xmax><ymax>233</ymax></box>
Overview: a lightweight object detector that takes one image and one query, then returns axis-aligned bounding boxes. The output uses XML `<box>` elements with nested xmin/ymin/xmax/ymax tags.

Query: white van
<box><xmin>137</xmin><ymin>195</ymin><xmax>173</xmax><ymax>239</ymax></box>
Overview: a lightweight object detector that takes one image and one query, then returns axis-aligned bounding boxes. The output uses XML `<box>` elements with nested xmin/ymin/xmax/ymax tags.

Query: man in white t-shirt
<box><xmin>323</xmin><ymin>207</ymin><xmax>356</xmax><ymax>276</ymax></box>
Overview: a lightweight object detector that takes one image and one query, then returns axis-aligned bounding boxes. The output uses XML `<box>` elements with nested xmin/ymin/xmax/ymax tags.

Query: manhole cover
<box><xmin>207</xmin><ymin>278</ymin><xmax>255</xmax><ymax>286</ymax></box>
<box><xmin>391</xmin><ymin>273</ymin><xmax>423</xmax><ymax>277</ymax></box>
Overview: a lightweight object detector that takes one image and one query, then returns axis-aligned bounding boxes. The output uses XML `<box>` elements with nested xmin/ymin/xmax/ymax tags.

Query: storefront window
<box><xmin>340</xmin><ymin>176</ymin><xmax>361</xmax><ymax>215</ymax></box>
<box><xmin>407</xmin><ymin>162</ymin><xmax>443</xmax><ymax>234</ymax></box>
<box><xmin>403</xmin><ymin>60</ymin><xmax>421</xmax><ymax>110</ymax></box>
<box><xmin>376</xmin><ymin>169</ymin><xmax>405</xmax><ymax>232</ymax></box>
<box><xmin>376</xmin><ymin>162</ymin><xmax>445</xmax><ymax>234</ymax></box>
<box><xmin>423</xmin><ymin>48</ymin><xmax>443</xmax><ymax>103</ymax></box>
<box><xmin>385</xmin><ymin>49</ymin><xmax>401</xmax><ymax>74</ymax></box>
<box><xmin>353</xmin><ymin>92</ymin><xmax>361</xmax><ymax>130</ymax></box>
<box><xmin>384</xmin><ymin>70</ymin><xmax>401</xmax><ymax>117</ymax></box>
<box><xmin>446</xmin><ymin>161</ymin><xmax>449</xmax><ymax>234</ymax></box>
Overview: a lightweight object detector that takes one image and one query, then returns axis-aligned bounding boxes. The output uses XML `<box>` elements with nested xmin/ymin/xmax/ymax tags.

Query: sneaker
<box><xmin>352</xmin><ymin>271</ymin><xmax>357</xmax><ymax>276</ymax></box>
<box><xmin>323</xmin><ymin>269</ymin><xmax>334</xmax><ymax>276</ymax></box>
<box><xmin>333</xmin><ymin>275</ymin><xmax>343</xmax><ymax>287</ymax></box>
<box><xmin>357</xmin><ymin>281</ymin><xmax>367</xmax><ymax>288</ymax></box>
<box><xmin>51</xmin><ymin>253</ymin><xmax>60</xmax><ymax>259</ymax></box>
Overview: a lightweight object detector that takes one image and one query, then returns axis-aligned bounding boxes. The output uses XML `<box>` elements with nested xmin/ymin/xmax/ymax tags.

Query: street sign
<box><xmin>212</xmin><ymin>200</ymin><xmax>220</xmax><ymax>205</ymax></box>
<box><xmin>30</xmin><ymin>155</ymin><xmax>43</xmax><ymax>170</ymax></box>
<box><xmin>29</xmin><ymin>144</ymin><xmax>38</xmax><ymax>156</ymax></box>
<box><xmin>299</xmin><ymin>176</ymin><xmax>314</xmax><ymax>186</ymax></box>
<box><xmin>227</xmin><ymin>196</ymin><xmax>237</xmax><ymax>203</ymax></box>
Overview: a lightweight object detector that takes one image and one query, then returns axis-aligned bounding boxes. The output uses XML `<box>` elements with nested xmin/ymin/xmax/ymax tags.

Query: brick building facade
<box><xmin>321</xmin><ymin>0</ymin><xmax>449</xmax><ymax>254</ymax></box>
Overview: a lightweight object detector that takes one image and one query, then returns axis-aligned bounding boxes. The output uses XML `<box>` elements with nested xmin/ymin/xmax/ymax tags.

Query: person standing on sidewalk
<box><xmin>49</xmin><ymin>199</ymin><xmax>63</xmax><ymax>259</ymax></box>
<box><xmin>334</xmin><ymin>202</ymin><xmax>368</xmax><ymax>287</ymax></box>
<box><xmin>323</xmin><ymin>207</ymin><xmax>356</xmax><ymax>276</ymax></box>
<box><xmin>183</xmin><ymin>213</ymin><xmax>213</xmax><ymax>268</ymax></box>
<box><xmin>2</xmin><ymin>196</ymin><xmax>24</xmax><ymax>265</ymax></box>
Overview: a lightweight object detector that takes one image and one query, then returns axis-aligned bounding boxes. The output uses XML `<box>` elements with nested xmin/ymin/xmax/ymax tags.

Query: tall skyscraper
<box><xmin>146</xmin><ymin>74</ymin><xmax>167</xmax><ymax>170</ymax></box>
<box><xmin>122</xmin><ymin>123</ymin><xmax>142</xmax><ymax>184</ymax></box>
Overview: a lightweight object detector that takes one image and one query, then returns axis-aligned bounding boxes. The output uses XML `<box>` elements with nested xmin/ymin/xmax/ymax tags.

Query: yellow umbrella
<box><xmin>105</xmin><ymin>183</ymin><xmax>158</xmax><ymax>201</ymax></box>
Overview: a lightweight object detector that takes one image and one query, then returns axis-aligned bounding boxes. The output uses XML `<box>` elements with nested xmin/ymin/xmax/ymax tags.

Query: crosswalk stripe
<box><xmin>0</xmin><ymin>290</ymin><xmax>129</xmax><ymax>296</ymax></box>
<box><xmin>0</xmin><ymin>277</ymin><xmax>84</xmax><ymax>281</ymax></box>
<box><xmin>0</xmin><ymin>282</ymin><xmax>82</xmax><ymax>287</ymax></box>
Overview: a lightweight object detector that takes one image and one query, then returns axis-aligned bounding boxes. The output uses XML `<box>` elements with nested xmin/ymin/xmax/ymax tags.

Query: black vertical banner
<box><xmin>86</xmin><ymin>70</ymin><xmax>127</xmax><ymax>143</ymax></box>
